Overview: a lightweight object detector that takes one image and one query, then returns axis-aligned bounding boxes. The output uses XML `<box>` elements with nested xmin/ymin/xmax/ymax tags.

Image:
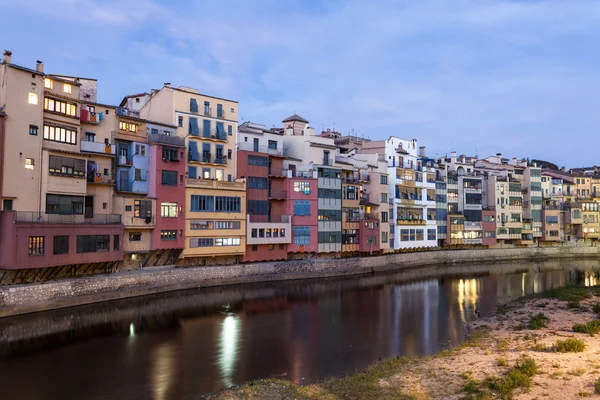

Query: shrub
<box><xmin>595</xmin><ymin>377</ymin><xmax>600</xmax><ymax>394</ymax></box>
<box><xmin>592</xmin><ymin>303</ymin><xmax>600</xmax><ymax>315</ymax></box>
<box><xmin>573</xmin><ymin>320</ymin><xmax>600</xmax><ymax>336</ymax></box>
<box><xmin>553</xmin><ymin>338</ymin><xmax>586</xmax><ymax>353</ymax></box>
<box><xmin>497</xmin><ymin>357</ymin><xmax>509</xmax><ymax>367</ymax></box>
<box><xmin>529</xmin><ymin>313</ymin><xmax>549</xmax><ymax>330</ymax></box>
<box><xmin>547</xmin><ymin>286</ymin><xmax>590</xmax><ymax>302</ymax></box>
<box><xmin>531</xmin><ymin>343</ymin><xmax>547</xmax><ymax>352</ymax></box>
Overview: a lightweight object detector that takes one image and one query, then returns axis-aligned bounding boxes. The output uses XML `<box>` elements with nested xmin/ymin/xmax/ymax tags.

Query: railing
<box><xmin>13</xmin><ymin>212</ymin><xmax>122</xmax><ymax>224</ymax></box>
<box><xmin>125</xmin><ymin>215</ymin><xmax>156</xmax><ymax>226</ymax></box>
<box><xmin>238</xmin><ymin>142</ymin><xmax>283</xmax><ymax>156</ymax></box>
<box><xmin>396</xmin><ymin>219</ymin><xmax>426</xmax><ymax>225</ymax></box>
<box><xmin>248</xmin><ymin>214</ymin><xmax>291</xmax><ymax>223</ymax></box>
<box><xmin>117</xmin><ymin>154</ymin><xmax>133</xmax><ymax>166</ymax></box>
<box><xmin>87</xmin><ymin>174</ymin><xmax>114</xmax><ymax>185</ymax></box>
<box><xmin>189</xmin><ymin>153</ymin><xmax>228</xmax><ymax>164</ymax></box>
<box><xmin>464</xmin><ymin>221</ymin><xmax>482</xmax><ymax>230</ymax></box>
<box><xmin>148</xmin><ymin>133</ymin><xmax>185</xmax><ymax>147</ymax></box>
<box><xmin>269</xmin><ymin>167</ymin><xmax>288</xmax><ymax>177</ymax></box>
<box><xmin>81</xmin><ymin>140</ymin><xmax>116</xmax><ymax>155</ymax></box>
<box><xmin>186</xmin><ymin>178</ymin><xmax>246</xmax><ymax>190</ymax></box>
<box><xmin>194</xmin><ymin>130</ymin><xmax>228</xmax><ymax>140</ymax></box>
<box><xmin>268</xmin><ymin>190</ymin><xmax>287</xmax><ymax>199</ymax></box>
<box><xmin>361</xmin><ymin>212</ymin><xmax>379</xmax><ymax>220</ymax></box>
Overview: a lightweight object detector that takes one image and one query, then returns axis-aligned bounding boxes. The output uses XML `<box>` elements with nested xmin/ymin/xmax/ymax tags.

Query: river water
<box><xmin>0</xmin><ymin>259</ymin><xmax>598</xmax><ymax>400</ymax></box>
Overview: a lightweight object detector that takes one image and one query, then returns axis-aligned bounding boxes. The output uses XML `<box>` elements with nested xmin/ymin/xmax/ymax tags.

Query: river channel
<box><xmin>1</xmin><ymin>259</ymin><xmax>599</xmax><ymax>400</ymax></box>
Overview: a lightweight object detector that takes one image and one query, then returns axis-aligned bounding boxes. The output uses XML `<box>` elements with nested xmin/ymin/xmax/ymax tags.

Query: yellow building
<box><xmin>125</xmin><ymin>85</ymin><xmax>246</xmax><ymax>263</ymax></box>
<box><xmin>340</xmin><ymin>165</ymin><xmax>360</xmax><ymax>253</ymax></box>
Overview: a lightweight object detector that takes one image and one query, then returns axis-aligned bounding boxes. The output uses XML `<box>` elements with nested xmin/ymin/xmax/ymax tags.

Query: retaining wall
<box><xmin>0</xmin><ymin>246</ymin><xmax>598</xmax><ymax>317</ymax></box>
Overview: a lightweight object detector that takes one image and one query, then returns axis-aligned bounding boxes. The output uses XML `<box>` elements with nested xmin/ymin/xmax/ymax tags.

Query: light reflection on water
<box><xmin>0</xmin><ymin>260</ymin><xmax>598</xmax><ymax>400</ymax></box>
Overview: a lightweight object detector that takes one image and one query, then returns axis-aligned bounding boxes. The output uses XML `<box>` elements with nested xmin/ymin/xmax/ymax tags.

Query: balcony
<box><xmin>185</xmin><ymin>178</ymin><xmax>246</xmax><ymax>191</ymax></box>
<box><xmin>12</xmin><ymin>211</ymin><xmax>122</xmax><ymax>224</ymax></box>
<box><xmin>247</xmin><ymin>214</ymin><xmax>291</xmax><ymax>245</ymax></box>
<box><xmin>124</xmin><ymin>215</ymin><xmax>156</xmax><ymax>228</ymax></box>
<box><xmin>81</xmin><ymin>140</ymin><xmax>116</xmax><ymax>156</ymax></box>
<box><xmin>268</xmin><ymin>167</ymin><xmax>288</xmax><ymax>178</ymax></box>
<box><xmin>361</xmin><ymin>212</ymin><xmax>379</xmax><ymax>220</ymax></box>
<box><xmin>238</xmin><ymin>142</ymin><xmax>284</xmax><ymax>156</ymax></box>
<box><xmin>396</xmin><ymin>219</ymin><xmax>426</xmax><ymax>225</ymax></box>
<box><xmin>115</xmin><ymin>180</ymin><xmax>147</xmax><ymax>194</ymax></box>
<box><xmin>117</xmin><ymin>154</ymin><xmax>133</xmax><ymax>167</ymax></box>
<box><xmin>148</xmin><ymin>133</ymin><xmax>185</xmax><ymax>147</ymax></box>
<box><xmin>268</xmin><ymin>189</ymin><xmax>287</xmax><ymax>200</ymax></box>
<box><xmin>188</xmin><ymin>153</ymin><xmax>228</xmax><ymax>165</ymax></box>
<box><xmin>464</xmin><ymin>221</ymin><xmax>482</xmax><ymax>230</ymax></box>
<box><xmin>87</xmin><ymin>173</ymin><xmax>114</xmax><ymax>186</ymax></box>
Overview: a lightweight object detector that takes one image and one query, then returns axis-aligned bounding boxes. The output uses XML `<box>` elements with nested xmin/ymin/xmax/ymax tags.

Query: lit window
<box><xmin>28</xmin><ymin>92</ymin><xmax>38</xmax><ymax>105</ymax></box>
<box><xmin>63</xmin><ymin>83</ymin><xmax>72</xmax><ymax>94</ymax></box>
<box><xmin>25</xmin><ymin>158</ymin><xmax>34</xmax><ymax>170</ymax></box>
<box><xmin>44</xmin><ymin>78</ymin><xmax>53</xmax><ymax>89</ymax></box>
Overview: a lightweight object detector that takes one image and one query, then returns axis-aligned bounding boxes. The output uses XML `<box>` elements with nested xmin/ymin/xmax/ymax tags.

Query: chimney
<box><xmin>496</xmin><ymin>153</ymin><xmax>502</xmax><ymax>157</ymax></box>
<box><xmin>451</xmin><ymin>151</ymin><xmax>457</xmax><ymax>162</ymax></box>
<box><xmin>561</xmin><ymin>166</ymin><xmax>566</xmax><ymax>173</ymax></box>
<box><xmin>2</xmin><ymin>50</ymin><xmax>12</xmax><ymax>64</ymax></box>
<box><xmin>419</xmin><ymin>146</ymin><xmax>426</xmax><ymax>157</ymax></box>
<box><xmin>36</xmin><ymin>60</ymin><xmax>44</xmax><ymax>73</ymax></box>
<box><xmin>512</xmin><ymin>157</ymin><xmax>517</xmax><ymax>165</ymax></box>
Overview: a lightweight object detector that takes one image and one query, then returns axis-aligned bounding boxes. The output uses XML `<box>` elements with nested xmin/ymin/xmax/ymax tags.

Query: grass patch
<box><xmin>568</xmin><ymin>301</ymin><xmax>582</xmax><ymax>309</ymax></box>
<box><xmin>497</xmin><ymin>303</ymin><xmax>511</xmax><ymax>315</ymax></box>
<box><xmin>568</xmin><ymin>368</ymin><xmax>586</xmax><ymax>376</ymax></box>
<box><xmin>497</xmin><ymin>357</ymin><xmax>509</xmax><ymax>367</ymax></box>
<box><xmin>529</xmin><ymin>313</ymin><xmax>550</xmax><ymax>330</ymax></box>
<box><xmin>531</xmin><ymin>343</ymin><xmax>547</xmax><ymax>352</ymax></box>
<box><xmin>497</xmin><ymin>338</ymin><xmax>510</xmax><ymax>352</ymax></box>
<box><xmin>553</xmin><ymin>338</ymin><xmax>586</xmax><ymax>353</ymax></box>
<box><xmin>595</xmin><ymin>377</ymin><xmax>600</xmax><ymax>394</ymax></box>
<box><xmin>546</xmin><ymin>286</ymin><xmax>591</xmax><ymax>302</ymax></box>
<box><xmin>592</xmin><ymin>303</ymin><xmax>600</xmax><ymax>315</ymax></box>
<box><xmin>573</xmin><ymin>320</ymin><xmax>600</xmax><ymax>336</ymax></box>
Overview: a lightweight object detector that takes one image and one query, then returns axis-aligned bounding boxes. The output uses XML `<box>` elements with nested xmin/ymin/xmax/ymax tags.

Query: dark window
<box><xmin>248</xmin><ymin>155</ymin><xmax>268</xmax><ymax>166</ymax></box>
<box><xmin>125</xmin><ymin>205</ymin><xmax>132</xmax><ymax>212</ymax></box>
<box><xmin>190</xmin><ymin>195</ymin><xmax>214</xmax><ymax>212</ymax></box>
<box><xmin>268</xmin><ymin>140</ymin><xmax>277</xmax><ymax>150</ymax></box>
<box><xmin>29</xmin><ymin>124</ymin><xmax>38</xmax><ymax>135</ymax></box>
<box><xmin>46</xmin><ymin>194</ymin><xmax>84</xmax><ymax>215</ymax></box>
<box><xmin>160</xmin><ymin>230</ymin><xmax>177</xmax><ymax>240</ymax></box>
<box><xmin>162</xmin><ymin>170</ymin><xmax>177</xmax><ymax>186</ymax></box>
<box><xmin>129</xmin><ymin>232</ymin><xmax>142</xmax><ymax>241</ymax></box>
<box><xmin>178</xmin><ymin>116</ymin><xmax>183</xmax><ymax>127</ymax></box>
<box><xmin>318</xmin><ymin>188</ymin><xmax>342</xmax><ymax>199</ymax></box>
<box><xmin>190</xmin><ymin>98</ymin><xmax>198</xmax><ymax>113</ymax></box>
<box><xmin>294</xmin><ymin>200</ymin><xmax>310</xmax><ymax>216</ymax></box>
<box><xmin>151</xmin><ymin>128</ymin><xmax>158</xmax><ymax>135</ymax></box>
<box><xmin>188</xmin><ymin>117</ymin><xmax>199</xmax><ymax>136</ymax></box>
<box><xmin>53</xmin><ymin>235</ymin><xmax>69</xmax><ymax>255</ymax></box>
<box><xmin>227</xmin><ymin>149</ymin><xmax>232</xmax><ymax>159</ymax></box>
<box><xmin>29</xmin><ymin>236</ymin><xmax>45</xmax><ymax>256</ymax></box>
<box><xmin>217</xmin><ymin>104</ymin><xmax>223</xmax><ymax>117</ymax></box>
<box><xmin>134</xmin><ymin>200</ymin><xmax>153</xmax><ymax>218</ymax></box>
<box><xmin>49</xmin><ymin>155</ymin><xmax>86</xmax><ymax>177</ymax></box>
<box><xmin>134</xmin><ymin>168</ymin><xmax>147</xmax><ymax>181</ymax></box>
<box><xmin>279</xmin><ymin>244</ymin><xmax>285</xmax><ymax>250</ymax></box>
<box><xmin>188</xmin><ymin>166</ymin><xmax>197</xmax><ymax>179</ymax></box>
<box><xmin>318</xmin><ymin>167</ymin><xmax>341</xmax><ymax>179</ymax></box>
<box><xmin>114</xmin><ymin>235</ymin><xmax>119</xmax><ymax>251</ymax></box>
<box><xmin>252</xmin><ymin>245</ymin><xmax>258</xmax><ymax>251</ymax></box>
<box><xmin>215</xmin><ymin>196</ymin><xmax>241</xmax><ymax>212</ymax></box>
<box><xmin>248</xmin><ymin>177</ymin><xmax>268</xmax><ymax>189</ymax></box>
<box><xmin>381</xmin><ymin>211</ymin><xmax>388</xmax><ymax>222</ymax></box>
<box><xmin>190</xmin><ymin>238</ymin><xmax>214</xmax><ymax>247</ymax></box>
<box><xmin>318</xmin><ymin>209</ymin><xmax>342</xmax><ymax>221</ymax></box>
<box><xmin>3</xmin><ymin>199</ymin><xmax>13</xmax><ymax>210</ymax></box>
<box><xmin>76</xmin><ymin>235</ymin><xmax>109</xmax><ymax>253</ymax></box>
<box><xmin>162</xmin><ymin>147</ymin><xmax>178</xmax><ymax>161</ymax></box>
<box><xmin>228</xmin><ymin>125</ymin><xmax>232</xmax><ymax>136</ymax></box>
<box><xmin>247</xmin><ymin>200</ymin><xmax>269</xmax><ymax>215</ymax></box>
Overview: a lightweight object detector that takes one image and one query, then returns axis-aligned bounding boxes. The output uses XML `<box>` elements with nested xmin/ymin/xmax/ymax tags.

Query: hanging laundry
<box><xmin>81</xmin><ymin>109</ymin><xmax>89</xmax><ymax>122</ymax></box>
<box><xmin>98</xmin><ymin>112</ymin><xmax>104</xmax><ymax>121</ymax></box>
<box><xmin>90</xmin><ymin>112</ymin><xmax>97</xmax><ymax>123</ymax></box>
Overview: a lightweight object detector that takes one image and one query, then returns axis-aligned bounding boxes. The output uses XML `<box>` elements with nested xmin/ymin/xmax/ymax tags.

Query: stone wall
<box><xmin>0</xmin><ymin>246</ymin><xmax>598</xmax><ymax>317</ymax></box>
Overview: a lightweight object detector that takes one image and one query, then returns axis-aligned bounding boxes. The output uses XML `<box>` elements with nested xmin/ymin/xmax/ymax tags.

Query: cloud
<box><xmin>4</xmin><ymin>0</ymin><xmax>600</xmax><ymax>166</ymax></box>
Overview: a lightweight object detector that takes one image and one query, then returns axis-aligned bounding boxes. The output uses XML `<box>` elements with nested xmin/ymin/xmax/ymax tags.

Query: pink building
<box><xmin>359</xmin><ymin>214</ymin><xmax>380</xmax><ymax>253</ymax></box>
<box><xmin>148</xmin><ymin>132</ymin><xmax>186</xmax><ymax>256</ymax></box>
<box><xmin>286</xmin><ymin>177</ymin><xmax>318</xmax><ymax>254</ymax></box>
<box><xmin>482</xmin><ymin>208</ymin><xmax>497</xmax><ymax>246</ymax></box>
<box><xmin>0</xmin><ymin>211</ymin><xmax>123</xmax><ymax>269</ymax></box>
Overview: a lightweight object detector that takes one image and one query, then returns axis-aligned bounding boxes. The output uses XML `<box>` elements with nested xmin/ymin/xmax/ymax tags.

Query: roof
<box><xmin>49</xmin><ymin>74</ymin><xmax>97</xmax><ymax>82</ymax></box>
<box><xmin>309</xmin><ymin>142</ymin><xmax>337</xmax><ymax>150</ymax></box>
<box><xmin>282</xmin><ymin>114</ymin><xmax>309</xmax><ymax>123</ymax></box>
<box><xmin>171</xmin><ymin>86</ymin><xmax>238</xmax><ymax>103</ymax></box>
<box><xmin>119</xmin><ymin>92</ymin><xmax>150</xmax><ymax>107</ymax></box>
<box><xmin>118</xmin><ymin>114</ymin><xmax>178</xmax><ymax>129</ymax></box>
<box><xmin>81</xmin><ymin>100</ymin><xmax>118</xmax><ymax>109</ymax></box>
<box><xmin>3</xmin><ymin>62</ymin><xmax>43</xmax><ymax>76</ymax></box>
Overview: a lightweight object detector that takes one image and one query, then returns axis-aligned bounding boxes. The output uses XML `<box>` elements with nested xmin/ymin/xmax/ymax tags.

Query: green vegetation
<box><xmin>592</xmin><ymin>303</ymin><xmax>600</xmax><ymax>315</ymax></box>
<box><xmin>572</xmin><ymin>320</ymin><xmax>600</xmax><ymax>336</ymax></box>
<box><xmin>546</xmin><ymin>286</ymin><xmax>591</xmax><ymax>302</ymax></box>
<box><xmin>460</xmin><ymin>355</ymin><xmax>537</xmax><ymax>400</ymax></box>
<box><xmin>595</xmin><ymin>377</ymin><xmax>600</xmax><ymax>394</ymax></box>
<box><xmin>528</xmin><ymin>313</ymin><xmax>550</xmax><ymax>330</ymax></box>
<box><xmin>552</xmin><ymin>338</ymin><xmax>586</xmax><ymax>353</ymax></box>
<box><xmin>497</xmin><ymin>357</ymin><xmax>509</xmax><ymax>367</ymax></box>
<box><xmin>530</xmin><ymin>343</ymin><xmax>547</xmax><ymax>352</ymax></box>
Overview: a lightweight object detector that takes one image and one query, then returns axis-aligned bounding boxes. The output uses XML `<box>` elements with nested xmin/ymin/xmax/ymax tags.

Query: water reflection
<box><xmin>0</xmin><ymin>259</ymin><xmax>598</xmax><ymax>400</ymax></box>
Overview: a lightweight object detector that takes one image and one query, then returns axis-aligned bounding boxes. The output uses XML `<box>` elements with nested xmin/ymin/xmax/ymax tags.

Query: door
<box><xmin>85</xmin><ymin>196</ymin><xmax>94</xmax><ymax>219</ymax></box>
<box><xmin>202</xmin><ymin>143</ymin><xmax>211</xmax><ymax>162</ymax></box>
<box><xmin>253</xmin><ymin>138</ymin><xmax>259</xmax><ymax>152</ymax></box>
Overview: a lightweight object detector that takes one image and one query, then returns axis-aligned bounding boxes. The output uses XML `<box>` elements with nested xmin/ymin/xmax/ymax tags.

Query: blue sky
<box><xmin>3</xmin><ymin>0</ymin><xmax>600</xmax><ymax>168</ymax></box>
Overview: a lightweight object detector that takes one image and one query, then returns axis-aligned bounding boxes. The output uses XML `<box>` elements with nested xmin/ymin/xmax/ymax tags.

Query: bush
<box><xmin>497</xmin><ymin>357</ymin><xmax>509</xmax><ymax>367</ymax></box>
<box><xmin>592</xmin><ymin>303</ymin><xmax>600</xmax><ymax>315</ymax></box>
<box><xmin>547</xmin><ymin>286</ymin><xmax>590</xmax><ymax>302</ymax></box>
<box><xmin>529</xmin><ymin>313</ymin><xmax>549</xmax><ymax>329</ymax></box>
<box><xmin>595</xmin><ymin>377</ymin><xmax>600</xmax><ymax>394</ymax></box>
<box><xmin>553</xmin><ymin>338</ymin><xmax>586</xmax><ymax>353</ymax></box>
<box><xmin>531</xmin><ymin>343</ymin><xmax>547</xmax><ymax>352</ymax></box>
<box><xmin>573</xmin><ymin>320</ymin><xmax>600</xmax><ymax>336</ymax></box>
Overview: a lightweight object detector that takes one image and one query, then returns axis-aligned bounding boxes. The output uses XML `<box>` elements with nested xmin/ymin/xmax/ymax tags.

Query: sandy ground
<box><xmin>389</xmin><ymin>297</ymin><xmax>600</xmax><ymax>399</ymax></box>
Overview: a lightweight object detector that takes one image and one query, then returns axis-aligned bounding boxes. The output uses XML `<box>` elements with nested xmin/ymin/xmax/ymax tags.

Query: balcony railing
<box><xmin>87</xmin><ymin>174</ymin><xmax>114</xmax><ymax>185</ymax></box>
<box><xmin>81</xmin><ymin>140</ymin><xmax>116</xmax><ymax>155</ymax></box>
<box><xmin>12</xmin><ymin>212</ymin><xmax>122</xmax><ymax>224</ymax></box>
<box><xmin>148</xmin><ymin>133</ymin><xmax>185</xmax><ymax>147</ymax></box>
<box><xmin>268</xmin><ymin>190</ymin><xmax>287</xmax><ymax>199</ymax></box>
<box><xmin>268</xmin><ymin>167</ymin><xmax>288</xmax><ymax>177</ymax></box>
<box><xmin>185</xmin><ymin>178</ymin><xmax>246</xmax><ymax>190</ymax></box>
<box><xmin>189</xmin><ymin>153</ymin><xmax>228</xmax><ymax>165</ymax></box>
<box><xmin>238</xmin><ymin>142</ymin><xmax>283</xmax><ymax>156</ymax></box>
<box><xmin>248</xmin><ymin>214</ymin><xmax>291</xmax><ymax>223</ymax></box>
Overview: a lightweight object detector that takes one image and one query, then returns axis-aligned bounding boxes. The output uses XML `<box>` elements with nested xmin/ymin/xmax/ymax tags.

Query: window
<box><xmin>215</xmin><ymin>221</ymin><xmax>241</xmax><ymax>229</ymax></box>
<box><xmin>178</xmin><ymin>116</ymin><xmax>184</xmax><ymax>127</ymax></box>
<box><xmin>135</xmin><ymin>144</ymin><xmax>146</xmax><ymax>156</ymax></box>
<box><xmin>134</xmin><ymin>200</ymin><xmax>152</xmax><ymax>218</ymax></box>
<box><xmin>248</xmin><ymin>200</ymin><xmax>269</xmax><ymax>215</ymax></box>
<box><xmin>381</xmin><ymin>193</ymin><xmax>388</xmax><ymax>203</ymax></box>
<box><xmin>161</xmin><ymin>202</ymin><xmax>178</xmax><ymax>218</ymax></box>
<box><xmin>248</xmin><ymin>155</ymin><xmax>268</xmax><ymax>166</ymax></box>
<box><xmin>190</xmin><ymin>238</ymin><xmax>214</xmax><ymax>248</ymax></box>
<box><xmin>318</xmin><ymin>231</ymin><xmax>342</xmax><ymax>243</ymax></box>
<box><xmin>546</xmin><ymin>215</ymin><xmax>559</xmax><ymax>224</ymax></box>
<box><xmin>44</xmin><ymin>78</ymin><xmax>53</xmax><ymax>89</ymax></box>
<box><xmin>204</xmin><ymin>101</ymin><xmax>210</xmax><ymax>115</ymax></box>
<box><xmin>381</xmin><ymin>211</ymin><xmax>388</xmax><ymax>222</ymax></box>
<box><xmin>161</xmin><ymin>230</ymin><xmax>177</xmax><ymax>240</ymax></box>
<box><xmin>188</xmin><ymin>166</ymin><xmax>197</xmax><ymax>179</ymax></box>
<box><xmin>119</xmin><ymin>121</ymin><xmax>138</xmax><ymax>132</ymax></box>
<box><xmin>484</xmin><ymin>215</ymin><xmax>495</xmax><ymax>222</ymax></box>
<box><xmin>248</xmin><ymin>177</ymin><xmax>268</xmax><ymax>189</ymax></box>
<box><xmin>3</xmin><ymin>199</ymin><xmax>13</xmax><ymax>210</ymax></box>
<box><xmin>53</xmin><ymin>236</ymin><xmax>69</xmax><ymax>255</ymax></box>
<box><xmin>43</xmin><ymin>125</ymin><xmax>77</xmax><ymax>144</ymax></box>
<box><xmin>228</xmin><ymin>125</ymin><xmax>232</xmax><ymax>136</ymax></box>
<box><xmin>76</xmin><ymin>235</ymin><xmax>109</xmax><ymax>253</ymax></box>
<box><xmin>202</xmin><ymin>168</ymin><xmax>210</xmax><ymax>179</ymax></box>
<box><xmin>29</xmin><ymin>124</ymin><xmax>38</xmax><ymax>136</ymax></box>
<box><xmin>251</xmin><ymin>245</ymin><xmax>258</xmax><ymax>251</ymax></box>
<box><xmin>162</xmin><ymin>147</ymin><xmax>178</xmax><ymax>161</ymax></box>
<box><xmin>484</xmin><ymin>231</ymin><xmax>495</xmax><ymax>238</ymax></box>
<box><xmin>28</xmin><ymin>92</ymin><xmax>38</xmax><ymax>105</ymax></box>
<box><xmin>191</xmin><ymin>195</ymin><xmax>214</xmax><ymax>212</ymax></box>
<box><xmin>294</xmin><ymin>226</ymin><xmax>311</xmax><ymax>245</ymax></box>
<box><xmin>190</xmin><ymin>98</ymin><xmax>198</xmax><ymax>113</ymax></box>
<box><xmin>227</xmin><ymin>149</ymin><xmax>232</xmax><ymax>160</ymax></box>
<box><xmin>46</xmin><ymin>194</ymin><xmax>83</xmax><ymax>214</ymax></box>
<box><xmin>318</xmin><ymin>209</ymin><xmax>342</xmax><ymax>221</ymax></box>
<box><xmin>216</xmin><ymin>122</ymin><xmax>226</xmax><ymax>139</ymax></box>
<box><xmin>293</xmin><ymin>181</ymin><xmax>311</xmax><ymax>193</ymax></box>
<box><xmin>44</xmin><ymin>97</ymin><xmax>76</xmax><ymax>116</ymax></box>
<box><xmin>29</xmin><ymin>236</ymin><xmax>44</xmax><ymax>256</ymax></box>
<box><xmin>217</xmin><ymin>104</ymin><xmax>223</xmax><ymax>117</ymax></box>
<box><xmin>380</xmin><ymin>175</ymin><xmax>388</xmax><ymax>185</ymax></box>
<box><xmin>151</xmin><ymin>128</ymin><xmax>158</xmax><ymax>135</ymax></box>
<box><xmin>202</xmin><ymin>119</ymin><xmax>211</xmax><ymax>138</ymax></box>
<box><xmin>215</xmin><ymin>237</ymin><xmax>241</xmax><ymax>246</ymax></box>
<box><xmin>268</xmin><ymin>140</ymin><xmax>278</xmax><ymax>150</ymax></box>
<box><xmin>134</xmin><ymin>168</ymin><xmax>147</xmax><ymax>181</ymax></box>
<box><xmin>427</xmin><ymin>229</ymin><xmax>436</xmax><ymax>241</ymax></box>
<box><xmin>63</xmin><ymin>83</ymin><xmax>72</xmax><ymax>94</ymax></box>
<box><xmin>381</xmin><ymin>231</ymin><xmax>388</xmax><ymax>243</ymax></box>
<box><xmin>84</xmin><ymin>132</ymin><xmax>95</xmax><ymax>142</ymax></box>
<box><xmin>318</xmin><ymin>188</ymin><xmax>342</xmax><ymax>199</ymax></box>
<box><xmin>25</xmin><ymin>158</ymin><xmax>34</xmax><ymax>170</ymax></box>
<box><xmin>215</xmin><ymin>196</ymin><xmax>241</xmax><ymax>212</ymax></box>
<box><xmin>162</xmin><ymin>170</ymin><xmax>177</xmax><ymax>186</ymax></box>
<box><xmin>114</xmin><ymin>235</ymin><xmax>119</xmax><ymax>251</ymax></box>
<box><xmin>129</xmin><ymin>232</ymin><xmax>142</xmax><ymax>241</ymax></box>
<box><xmin>294</xmin><ymin>200</ymin><xmax>310</xmax><ymax>216</ymax></box>
<box><xmin>344</xmin><ymin>185</ymin><xmax>356</xmax><ymax>200</ymax></box>
<box><xmin>48</xmin><ymin>155</ymin><xmax>85</xmax><ymax>177</ymax></box>
<box><xmin>125</xmin><ymin>205</ymin><xmax>132</xmax><ymax>212</ymax></box>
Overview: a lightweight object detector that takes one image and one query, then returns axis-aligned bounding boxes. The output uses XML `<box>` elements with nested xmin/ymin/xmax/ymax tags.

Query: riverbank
<box><xmin>1</xmin><ymin>246</ymin><xmax>599</xmax><ymax>318</ymax></box>
<box><xmin>208</xmin><ymin>285</ymin><xmax>600</xmax><ymax>400</ymax></box>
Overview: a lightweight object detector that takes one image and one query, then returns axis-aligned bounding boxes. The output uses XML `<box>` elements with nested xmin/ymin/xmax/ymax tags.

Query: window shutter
<box><xmin>190</xmin><ymin>98</ymin><xmax>198</xmax><ymax>113</ymax></box>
